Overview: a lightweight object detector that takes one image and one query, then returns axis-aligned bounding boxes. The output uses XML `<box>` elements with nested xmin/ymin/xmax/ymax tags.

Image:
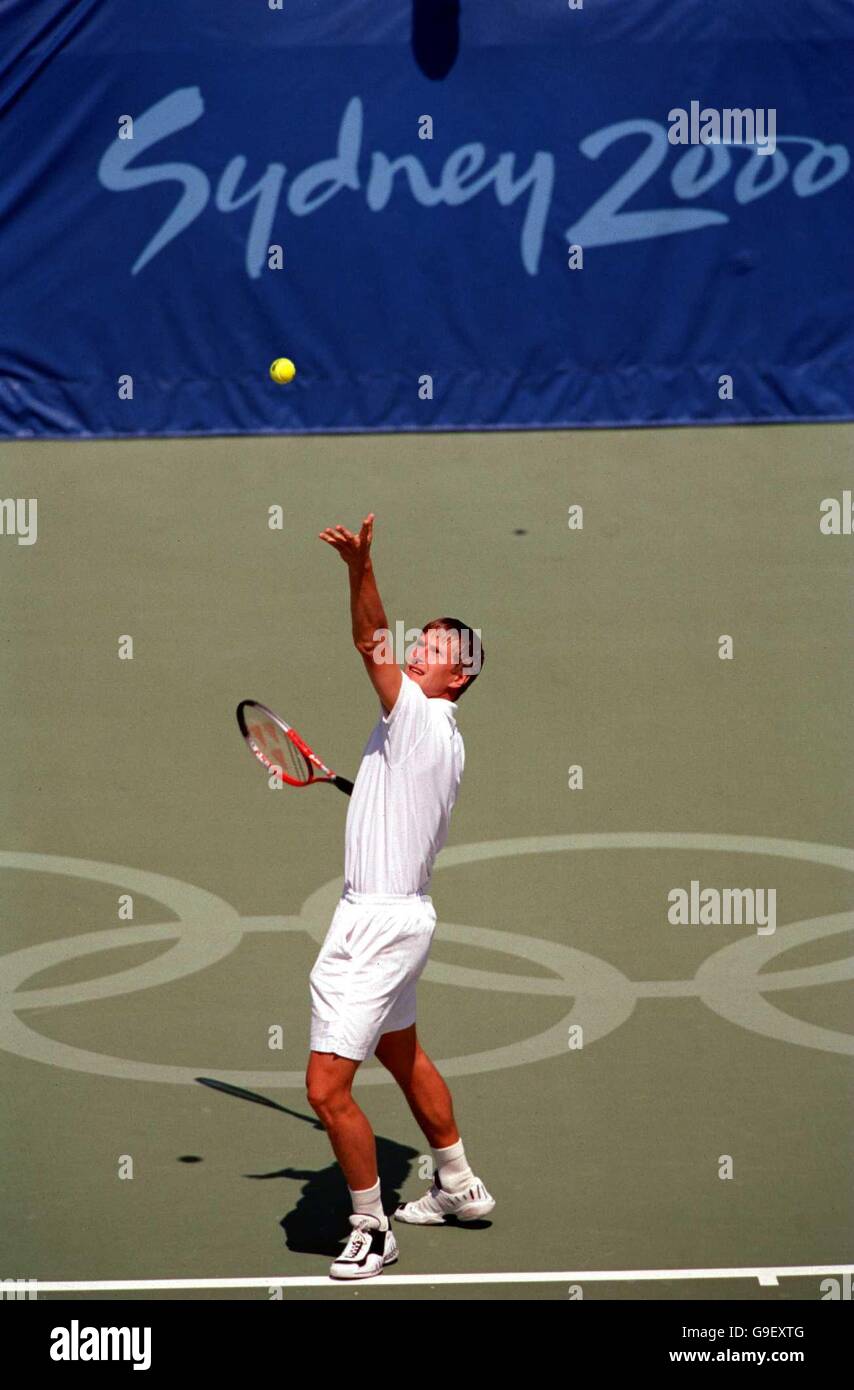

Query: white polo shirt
<box><xmin>343</xmin><ymin>672</ymin><xmax>465</xmax><ymax>896</ymax></box>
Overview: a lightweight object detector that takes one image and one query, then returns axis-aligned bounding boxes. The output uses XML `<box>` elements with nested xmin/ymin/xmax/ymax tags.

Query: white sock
<box><xmin>349</xmin><ymin>1178</ymin><xmax>387</xmax><ymax>1227</ymax></box>
<box><xmin>430</xmin><ymin>1137</ymin><xmax>475</xmax><ymax>1192</ymax></box>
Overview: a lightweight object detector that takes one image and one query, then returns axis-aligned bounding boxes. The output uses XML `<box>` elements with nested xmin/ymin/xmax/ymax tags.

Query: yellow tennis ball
<box><xmin>269</xmin><ymin>357</ymin><xmax>296</xmax><ymax>384</ymax></box>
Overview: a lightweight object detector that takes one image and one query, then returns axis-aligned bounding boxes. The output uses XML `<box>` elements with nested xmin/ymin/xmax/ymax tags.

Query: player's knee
<box><xmin>306</xmin><ymin>1074</ymin><xmax>348</xmax><ymax>1117</ymax></box>
<box><xmin>305</xmin><ymin>1081</ymin><xmax>327</xmax><ymax>1115</ymax></box>
<box><xmin>305</xmin><ymin>1073</ymin><xmax>329</xmax><ymax>1112</ymax></box>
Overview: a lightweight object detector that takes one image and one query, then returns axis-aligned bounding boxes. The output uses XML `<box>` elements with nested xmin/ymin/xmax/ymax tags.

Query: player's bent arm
<box><xmin>349</xmin><ymin>559</ymin><xmax>403</xmax><ymax>714</ymax></box>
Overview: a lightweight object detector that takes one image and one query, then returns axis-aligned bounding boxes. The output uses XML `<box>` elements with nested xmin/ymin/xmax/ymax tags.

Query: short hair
<box><xmin>422</xmin><ymin>617</ymin><xmax>485</xmax><ymax>698</ymax></box>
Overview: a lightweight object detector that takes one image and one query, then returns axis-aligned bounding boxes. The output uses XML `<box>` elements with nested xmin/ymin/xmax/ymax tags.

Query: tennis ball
<box><xmin>269</xmin><ymin>357</ymin><xmax>296</xmax><ymax>384</ymax></box>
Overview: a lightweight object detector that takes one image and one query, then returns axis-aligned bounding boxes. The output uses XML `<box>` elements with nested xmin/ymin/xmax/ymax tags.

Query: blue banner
<box><xmin>1</xmin><ymin>0</ymin><xmax>852</xmax><ymax>437</ymax></box>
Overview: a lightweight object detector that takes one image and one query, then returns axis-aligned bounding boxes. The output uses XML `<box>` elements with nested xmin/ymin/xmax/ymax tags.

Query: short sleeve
<box><xmin>380</xmin><ymin>671</ymin><xmax>431</xmax><ymax>763</ymax></box>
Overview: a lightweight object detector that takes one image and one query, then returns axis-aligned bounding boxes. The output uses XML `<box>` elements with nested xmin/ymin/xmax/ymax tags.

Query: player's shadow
<box><xmin>271</xmin><ymin>1134</ymin><xmax>493</xmax><ymax>1252</ymax></box>
<box><xmin>196</xmin><ymin>1076</ymin><xmax>422</xmax><ymax>1256</ymax></box>
<box><xmin>271</xmin><ymin>1133</ymin><xmax>422</xmax><ymax>1256</ymax></box>
<box><xmin>412</xmin><ymin>0</ymin><xmax>461</xmax><ymax>81</ymax></box>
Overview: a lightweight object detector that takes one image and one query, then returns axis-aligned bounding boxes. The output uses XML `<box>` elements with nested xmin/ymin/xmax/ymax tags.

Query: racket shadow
<box><xmin>195</xmin><ymin>1075</ymin><xmax>323</xmax><ymax>1129</ymax></box>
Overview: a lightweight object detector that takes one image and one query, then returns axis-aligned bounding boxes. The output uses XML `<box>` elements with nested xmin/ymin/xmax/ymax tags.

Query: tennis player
<box><xmin>309</xmin><ymin>512</ymin><xmax>494</xmax><ymax>1280</ymax></box>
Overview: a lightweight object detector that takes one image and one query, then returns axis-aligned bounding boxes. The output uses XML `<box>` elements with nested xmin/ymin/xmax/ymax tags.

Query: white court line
<box><xmin>31</xmin><ymin>1264</ymin><xmax>854</xmax><ymax>1293</ymax></box>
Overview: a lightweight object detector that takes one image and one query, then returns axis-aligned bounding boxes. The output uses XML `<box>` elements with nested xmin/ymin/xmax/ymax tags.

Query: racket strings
<box><xmin>251</xmin><ymin>719</ymin><xmax>313</xmax><ymax>784</ymax></box>
<box><xmin>279</xmin><ymin>733</ymin><xmax>313</xmax><ymax>784</ymax></box>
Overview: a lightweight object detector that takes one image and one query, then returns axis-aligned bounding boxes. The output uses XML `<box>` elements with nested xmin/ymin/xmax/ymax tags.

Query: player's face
<box><xmin>405</xmin><ymin>626</ymin><xmax>466</xmax><ymax>699</ymax></box>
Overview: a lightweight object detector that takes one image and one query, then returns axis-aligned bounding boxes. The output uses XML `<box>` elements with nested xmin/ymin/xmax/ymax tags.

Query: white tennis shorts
<box><xmin>309</xmin><ymin>888</ymin><xmax>437</xmax><ymax>1061</ymax></box>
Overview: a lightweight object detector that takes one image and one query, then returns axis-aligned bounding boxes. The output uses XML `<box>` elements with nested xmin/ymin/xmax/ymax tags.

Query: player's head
<box><xmin>405</xmin><ymin>618</ymin><xmax>485</xmax><ymax>701</ymax></box>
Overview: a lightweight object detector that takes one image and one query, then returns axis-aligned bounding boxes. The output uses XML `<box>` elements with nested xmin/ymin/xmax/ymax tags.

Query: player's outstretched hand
<box><xmin>318</xmin><ymin>513</ymin><xmax>374</xmax><ymax>568</ymax></box>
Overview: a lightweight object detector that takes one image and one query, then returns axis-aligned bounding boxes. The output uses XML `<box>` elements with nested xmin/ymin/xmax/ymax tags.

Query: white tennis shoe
<box><xmin>329</xmin><ymin>1214</ymin><xmax>399</xmax><ymax>1280</ymax></box>
<box><xmin>394</xmin><ymin>1172</ymin><xmax>495</xmax><ymax>1225</ymax></box>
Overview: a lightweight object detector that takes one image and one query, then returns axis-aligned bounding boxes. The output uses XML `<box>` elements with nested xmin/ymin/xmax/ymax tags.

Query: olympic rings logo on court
<box><xmin>0</xmin><ymin>833</ymin><xmax>852</xmax><ymax>1087</ymax></box>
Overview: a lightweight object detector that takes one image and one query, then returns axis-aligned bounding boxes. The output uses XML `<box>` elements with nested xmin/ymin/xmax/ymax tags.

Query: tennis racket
<box><xmin>236</xmin><ymin>700</ymin><xmax>354</xmax><ymax>796</ymax></box>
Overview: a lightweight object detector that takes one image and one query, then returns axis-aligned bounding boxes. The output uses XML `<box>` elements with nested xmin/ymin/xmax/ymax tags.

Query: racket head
<box><xmin>236</xmin><ymin>700</ymin><xmax>324</xmax><ymax>787</ymax></box>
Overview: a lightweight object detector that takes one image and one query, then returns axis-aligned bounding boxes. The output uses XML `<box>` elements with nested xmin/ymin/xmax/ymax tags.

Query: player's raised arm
<box><xmin>318</xmin><ymin>513</ymin><xmax>403</xmax><ymax>714</ymax></box>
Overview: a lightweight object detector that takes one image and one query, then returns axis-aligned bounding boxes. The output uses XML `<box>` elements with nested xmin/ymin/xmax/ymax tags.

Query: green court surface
<box><xmin>1</xmin><ymin>423</ymin><xmax>852</xmax><ymax>1300</ymax></box>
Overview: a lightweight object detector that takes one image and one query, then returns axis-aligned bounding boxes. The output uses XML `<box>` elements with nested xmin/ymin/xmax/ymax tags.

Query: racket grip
<box><xmin>333</xmin><ymin>776</ymin><xmax>354</xmax><ymax>797</ymax></box>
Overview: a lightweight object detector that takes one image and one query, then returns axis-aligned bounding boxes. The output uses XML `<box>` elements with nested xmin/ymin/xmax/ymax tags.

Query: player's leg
<box><xmin>305</xmin><ymin>1049</ymin><xmax>376</xmax><ymax>1190</ymax></box>
<box><xmin>308</xmin><ymin>901</ymin><xmax>389</xmax><ymax>1206</ymax></box>
<box><xmin>305</xmin><ymin>1049</ymin><xmax>398</xmax><ymax>1279</ymax></box>
<box><xmin>375</xmin><ymin>1025</ymin><xmax>495</xmax><ymax>1225</ymax></box>
<box><xmin>373</xmin><ymin>1023</ymin><xmax>459</xmax><ymax>1147</ymax></box>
